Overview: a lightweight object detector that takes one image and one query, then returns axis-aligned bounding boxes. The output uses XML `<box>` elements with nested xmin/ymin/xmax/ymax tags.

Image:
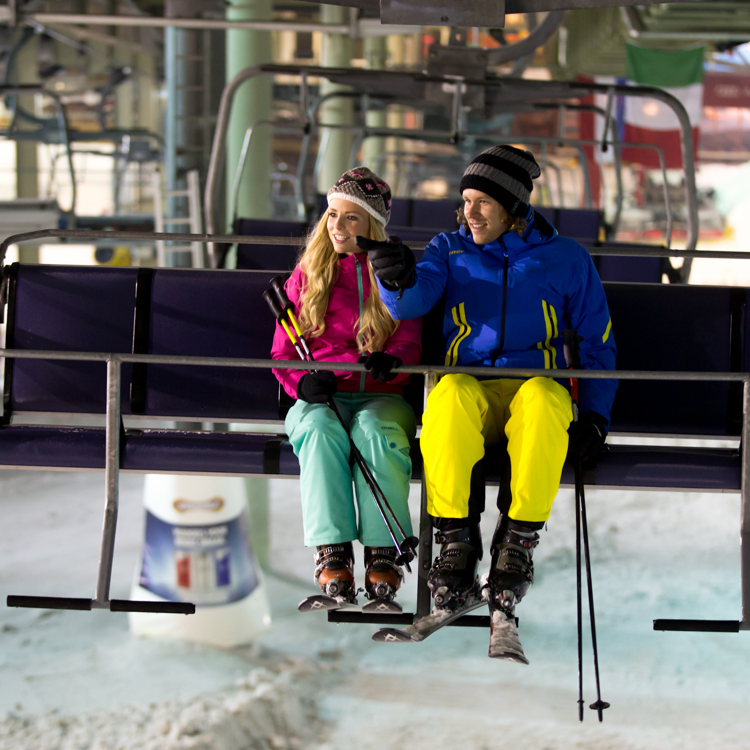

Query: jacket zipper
<box><xmin>356</xmin><ymin>257</ymin><xmax>366</xmax><ymax>392</ymax></box>
<box><xmin>492</xmin><ymin>244</ymin><xmax>509</xmax><ymax>365</ymax></box>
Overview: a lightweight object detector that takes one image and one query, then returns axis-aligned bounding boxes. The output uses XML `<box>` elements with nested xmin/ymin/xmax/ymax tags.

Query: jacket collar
<box><xmin>458</xmin><ymin>208</ymin><xmax>557</xmax><ymax>254</ymax></box>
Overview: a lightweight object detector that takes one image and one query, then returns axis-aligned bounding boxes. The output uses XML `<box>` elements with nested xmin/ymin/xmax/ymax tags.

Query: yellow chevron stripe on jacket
<box><xmin>536</xmin><ymin>300</ymin><xmax>558</xmax><ymax>369</ymax></box>
<box><xmin>445</xmin><ymin>302</ymin><xmax>471</xmax><ymax>366</ymax></box>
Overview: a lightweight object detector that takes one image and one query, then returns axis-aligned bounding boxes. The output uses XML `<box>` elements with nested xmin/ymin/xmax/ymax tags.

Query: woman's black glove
<box><xmin>358</xmin><ymin>352</ymin><xmax>402</xmax><ymax>382</ymax></box>
<box><xmin>567</xmin><ymin>411</ymin><xmax>608</xmax><ymax>463</ymax></box>
<box><xmin>355</xmin><ymin>236</ymin><xmax>415</xmax><ymax>291</ymax></box>
<box><xmin>297</xmin><ymin>371</ymin><xmax>337</xmax><ymax>403</ymax></box>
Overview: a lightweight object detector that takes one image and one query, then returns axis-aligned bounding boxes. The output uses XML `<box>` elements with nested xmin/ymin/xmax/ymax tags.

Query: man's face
<box><xmin>462</xmin><ymin>189</ymin><xmax>510</xmax><ymax>245</ymax></box>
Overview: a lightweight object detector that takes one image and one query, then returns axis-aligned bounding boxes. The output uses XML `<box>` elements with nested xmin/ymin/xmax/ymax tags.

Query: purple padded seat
<box><xmin>235</xmin><ymin>218</ymin><xmax>308</xmax><ymax>271</ymax></box>
<box><xmin>4</xmin><ymin>264</ymin><xmax>138</xmax><ymax>416</ymax></box>
<box><xmin>142</xmin><ymin>268</ymin><xmax>282</xmax><ymax>422</ymax></box>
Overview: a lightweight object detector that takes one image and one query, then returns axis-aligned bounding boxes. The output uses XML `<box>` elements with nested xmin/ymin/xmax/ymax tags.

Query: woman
<box><xmin>271</xmin><ymin>167</ymin><xmax>422</xmax><ymax>606</ymax></box>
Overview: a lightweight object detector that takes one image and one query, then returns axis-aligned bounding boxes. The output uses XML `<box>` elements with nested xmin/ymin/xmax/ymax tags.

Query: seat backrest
<box><xmin>596</xmin><ymin>254</ymin><xmax>664</xmax><ymax>283</ymax></box>
<box><xmin>3</xmin><ymin>264</ymin><xmax>138</xmax><ymax>417</ymax></box>
<box><xmin>604</xmin><ymin>282</ymin><xmax>742</xmax><ymax>436</ymax></box>
<box><xmin>236</xmin><ymin>243</ymin><xmax>300</xmax><ymax>271</ymax></box>
<box><xmin>4</xmin><ymin>265</ymin><xmax>745</xmax><ymax>439</ymax></box>
<box><xmin>235</xmin><ymin>218</ymin><xmax>308</xmax><ymax>271</ymax></box>
<box><xmin>410</xmin><ymin>198</ymin><xmax>460</xmax><ymax>232</ymax></box>
<box><xmin>140</xmin><ymin>268</ymin><xmax>282</xmax><ymax>422</ymax></box>
<box><xmin>534</xmin><ymin>207</ymin><xmax>603</xmax><ymax>242</ymax></box>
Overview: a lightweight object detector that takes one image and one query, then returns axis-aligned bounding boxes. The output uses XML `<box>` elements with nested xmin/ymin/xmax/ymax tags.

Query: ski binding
<box><xmin>298</xmin><ymin>593</ymin><xmax>402</xmax><ymax>615</ymax></box>
<box><xmin>371</xmin><ymin>584</ymin><xmax>486</xmax><ymax>643</ymax></box>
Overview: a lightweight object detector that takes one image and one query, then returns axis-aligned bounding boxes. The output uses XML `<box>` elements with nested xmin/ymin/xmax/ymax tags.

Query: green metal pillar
<box><xmin>15</xmin><ymin>30</ymin><xmax>40</xmax><ymax>264</ymax></box>
<box><xmin>226</xmin><ymin>0</ymin><xmax>273</xmax><ymax>567</ymax></box>
<box><xmin>316</xmin><ymin>4</ymin><xmax>354</xmax><ymax>194</ymax></box>
<box><xmin>362</xmin><ymin>35</ymin><xmax>387</xmax><ymax>173</ymax></box>
<box><xmin>226</xmin><ymin>0</ymin><xmax>273</xmax><ymax>228</ymax></box>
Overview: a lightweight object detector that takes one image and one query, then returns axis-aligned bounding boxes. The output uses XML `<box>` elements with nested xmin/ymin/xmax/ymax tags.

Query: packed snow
<box><xmin>1</xmin><ymin>466</ymin><xmax>749</xmax><ymax>749</ymax></box>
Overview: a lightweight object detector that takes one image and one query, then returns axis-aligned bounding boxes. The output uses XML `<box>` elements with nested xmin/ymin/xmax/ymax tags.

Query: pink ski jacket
<box><xmin>271</xmin><ymin>252</ymin><xmax>422</xmax><ymax>400</ymax></box>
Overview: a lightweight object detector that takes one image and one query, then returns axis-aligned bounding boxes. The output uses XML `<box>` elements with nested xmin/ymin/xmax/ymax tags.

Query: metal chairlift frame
<box><xmin>204</xmin><ymin>65</ymin><xmax>699</xmax><ymax>269</ymax></box>
<box><xmin>0</xmin><ymin>227</ymin><xmax>748</xmax><ymax>633</ymax></box>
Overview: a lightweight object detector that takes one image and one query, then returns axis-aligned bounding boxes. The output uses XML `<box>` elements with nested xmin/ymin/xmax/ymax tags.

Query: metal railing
<box><xmin>1</xmin><ymin>345</ymin><xmax>748</xmax><ymax>632</ymax></box>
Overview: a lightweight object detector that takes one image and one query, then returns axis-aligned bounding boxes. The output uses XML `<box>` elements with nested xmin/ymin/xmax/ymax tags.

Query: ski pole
<box><xmin>563</xmin><ymin>329</ymin><xmax>610</xmax><ymax>723</ymax></box>
<box><xmin>265</xmin><ymin>278</ymin><xmax>419</xmax><ymax>571</ymax></box>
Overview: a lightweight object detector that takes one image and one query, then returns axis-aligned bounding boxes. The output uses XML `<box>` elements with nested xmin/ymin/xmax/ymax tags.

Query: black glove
<box><xmin>567</xmin><ymin>411</ymin><xmax>608</xmax><ymax>464</ymax></box>
<box><xmin>297</xmin><ymin>371</ymin><xmax>337</xmax><ymax>403</ymax></box>
<box><xmin>355</xmin><ymin>236</ymin><xmax>415</xmax><ymax>291</ymax></box>
<box><xmin>358</xmin><ymin>352</ymin><xmax>402</xmax><ymax>382</ymax></box>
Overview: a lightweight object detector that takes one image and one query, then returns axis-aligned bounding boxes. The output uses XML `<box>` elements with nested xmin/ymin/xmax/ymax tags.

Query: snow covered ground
<box><xmin>1</xmin><ymin>469</ymin><xmax>749</xmax><ymax>749</ymax></box>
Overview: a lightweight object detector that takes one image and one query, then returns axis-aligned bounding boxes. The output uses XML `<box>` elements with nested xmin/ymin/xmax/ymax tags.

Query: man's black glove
<box><xmin>297</xmin><ymin>371</ymin><xmax>337</xmax><ymax>403</ymax></box>
<box><xmin>358</xmin><ymin>352</ymin><xmax>402</xmax><ymax>382</ymax></box>
<box><xmin>355</xmin><ymin>236</ymin><xmax>415</xmax><ymax>291</ymax></box>
<box><xmin>567</xmin><ymin>411</ymin><xmax>608</xmax><ymax>463</ymax></box>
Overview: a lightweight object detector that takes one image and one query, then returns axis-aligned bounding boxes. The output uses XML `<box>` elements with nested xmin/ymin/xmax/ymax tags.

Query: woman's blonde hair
<box><xmin>296</xmin><ymin>210</ymin><xmax>399</xmax><ymax>354</ymax></box>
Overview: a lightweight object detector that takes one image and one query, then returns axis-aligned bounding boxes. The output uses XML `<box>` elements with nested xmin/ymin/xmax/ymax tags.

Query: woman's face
<box><xmin>462</xmin><ymin>189</ymin><xmax>510</xmax><ymax>245</ymax></box>
<box><xmin>327</xmin><ymin>198</ymin><xmax>369</xmax><ymax>256</ymax></box>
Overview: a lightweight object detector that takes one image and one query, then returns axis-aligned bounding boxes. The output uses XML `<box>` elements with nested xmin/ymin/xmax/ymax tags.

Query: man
<box><xmin>357</xmin><ymin>145</ymin><xmax>617</xmax><ymax>637</ymax></box>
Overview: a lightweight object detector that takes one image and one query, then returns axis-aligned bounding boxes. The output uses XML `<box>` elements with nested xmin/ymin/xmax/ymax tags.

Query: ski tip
<box><xmin>372</xmin><ymin>627</ymin><xmax>415</xmax><ymax>643</ymax></box>
<box><xmin>297</xmin><ymin>595</ymin><xmax>341</xmax><ymax>613</ymax></box>
<box><xmin>361</xmin><ymin>599</ymin><xmax>403</xmax><ymax>615</ymax></box>
<box><xmin>488</xmin><ymin>650</ymin><xmax>530</xmax><ymax>665</ymax></box>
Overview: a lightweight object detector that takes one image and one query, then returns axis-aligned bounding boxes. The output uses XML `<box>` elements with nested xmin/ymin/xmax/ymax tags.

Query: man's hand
<box><xmin>356</xmin><ymin>236</ymin><xmax>415</xmax><ymax>290</ymax></box>
<box><xmin>358</xmin><ymin>352</ymin><xmax>402</xmax><ymax>382</ymax></box>
<box><xmin>297</xmin><ymin>371</ymin><xmax>337</xmax><ymax>403</ymax></box>
<box><xmin>567</xmin><ymin>411</ymin><xmax>608</xmax><ymax>463</ymax></box>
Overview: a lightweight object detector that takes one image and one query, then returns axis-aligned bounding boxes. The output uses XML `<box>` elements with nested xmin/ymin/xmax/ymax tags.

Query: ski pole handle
<box><xmin>263</xmin><ymin>288</ymin><xmax>286</xmax><ymax>322</ymax></box>
<box><xmin>264</xmin><ymin>288</ymin><xmax>307</xmax><ymax>361</ymax></box>
<box><xmin>270</xmin><ymin>275</ymin><xmax>293</xmax><ymax>313</ymax></box>
<box><xmin>562</xmin><ymin>329</ymin><xmax>583</xmax><ymax>418</ymax></box>
<box><xmin>268</xmin><ymin>276</ymin><xmax>313</xmax><ymax>359</ymax></box>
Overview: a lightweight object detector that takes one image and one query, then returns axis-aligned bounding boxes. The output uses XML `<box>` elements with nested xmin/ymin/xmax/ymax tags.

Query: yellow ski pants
<box><xmin>420</xmin><ymin>374</ymin><xmax>573</xmax><ymax>524</ymax></box>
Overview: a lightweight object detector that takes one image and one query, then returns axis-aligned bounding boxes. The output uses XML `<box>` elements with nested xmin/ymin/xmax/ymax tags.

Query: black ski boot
<box><xmin>487</xmin><ymin>519</ymin><xmax>539</xmax><ymax>614</ymax></box>
<box><xmin>314</xmin><ymin>542</ymin><xmax>356</xmax><ymax>603</ymax></box>
<box><xmin>364</xmin><ymin>546</ymin><xmax>403</xmax><ymax>602</ymax></box>
<box><xmin>427</xmin><ymin>525</ymin><xmax>483</xmax><ymax>611</ymax></box>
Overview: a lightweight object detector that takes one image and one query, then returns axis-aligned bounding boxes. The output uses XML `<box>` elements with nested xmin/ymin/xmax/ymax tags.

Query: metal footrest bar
<box><xmin>653</xmin><ymin>619</ymin><xmax>740</xmax><ymax>633</ymax></box>
<box><xmin>7</xmin><ymin>595</ymin><xmax>195</xmax><ymax>614</ymax></box>
<box><xmin>327</xmin><ymin>610</ymin><xmax>491</xmax><ymax>627</ymax></box>
<box><xmin>109</xmin><ymin>599</ymin><xmax>195</xmax><ymax>614</ymax></box>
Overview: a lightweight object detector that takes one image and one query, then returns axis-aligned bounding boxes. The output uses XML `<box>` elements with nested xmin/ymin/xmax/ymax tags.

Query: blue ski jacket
<box><xmin>378</xmin><ymin>211</ymin><xmax>618</xmax><ymax>424</ymax></box>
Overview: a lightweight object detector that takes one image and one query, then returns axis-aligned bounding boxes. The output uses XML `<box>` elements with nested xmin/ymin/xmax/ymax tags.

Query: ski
<box><xmin>488</xmin><ymin>604</ymin><xmax>528</xmax><ymax>664</ymax></box>
<box><xmin>298</xmin><ymin>594</ymin><xmax>402</xmax><ymax>615</ymax></box>
<box><xmin>371</xmin><ymin>588</ymin><xmax>486</xmax><ymax>643</ymax></box>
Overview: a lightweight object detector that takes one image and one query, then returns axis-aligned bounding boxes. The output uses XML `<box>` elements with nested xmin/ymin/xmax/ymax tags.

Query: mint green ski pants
<box><xmin>285</xmin><ymin>392</ymin><xmax>416</xmax><ymax>547</ymax></box>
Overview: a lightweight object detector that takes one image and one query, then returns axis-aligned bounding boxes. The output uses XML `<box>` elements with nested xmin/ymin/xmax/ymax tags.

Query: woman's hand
<box><xmin>358</xmin><ymin>352</ymin><xmax>402</xmax><ymax>382</ymax></box>
<box><xmin>297</xmin><ymin>372</ymin><xmax>337</xmax><ymax>403</ymax></box>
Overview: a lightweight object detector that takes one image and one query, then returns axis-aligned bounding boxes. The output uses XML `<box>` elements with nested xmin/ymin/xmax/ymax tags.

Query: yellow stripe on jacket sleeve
<box><xmin>444</xmin><ymin>302</ymin><xmax>471</xmax><ymax>366</ymax></box>
<box><xmin>602</xmin><ymin>317</ymin><xmax>612</xmax><ymax>344</ymax></box>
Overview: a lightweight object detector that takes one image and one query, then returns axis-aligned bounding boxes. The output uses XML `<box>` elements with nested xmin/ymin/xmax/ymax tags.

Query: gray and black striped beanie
<box><xmin>327</xmin><ymin>166</ymin><xmax>392</xmax><ymax>226</ymax></box>
<box><xmin>459</xmin><ymin>145</ymin><xmax>541</xmax><ymax>218</ymax></box>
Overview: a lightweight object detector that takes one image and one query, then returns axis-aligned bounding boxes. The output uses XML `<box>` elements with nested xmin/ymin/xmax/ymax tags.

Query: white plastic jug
<box><xmin>129</xmin><ymin>474</ymin><xmax>271</xmax><ymax>647</ymax></box>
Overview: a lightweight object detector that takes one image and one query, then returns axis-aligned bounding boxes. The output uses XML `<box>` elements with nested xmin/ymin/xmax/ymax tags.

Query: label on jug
<box><xmin>138</xmin><ymin>510</ymin><xmax>258</xmax><ymax>606</ymax></box>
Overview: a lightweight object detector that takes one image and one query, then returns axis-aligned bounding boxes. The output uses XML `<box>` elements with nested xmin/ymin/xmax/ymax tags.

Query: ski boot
<box><xmin>314</xmin><ymin>542</ymin><xmax>357</xmax><ymax>603</ymax></box>
<box><xmin>427</xmin><ymin>525</ymin><xmax>483</xmax><ymax>611</ymax></box>
<box><xmin>487</xmin><ymin>519</ymin><xmax>539</xmax><ymax>615</ymax></box>
<box><xmin>364</xmin><ymin>546</ymin><xmax>403</xmax><ymax>603</ymax></box>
